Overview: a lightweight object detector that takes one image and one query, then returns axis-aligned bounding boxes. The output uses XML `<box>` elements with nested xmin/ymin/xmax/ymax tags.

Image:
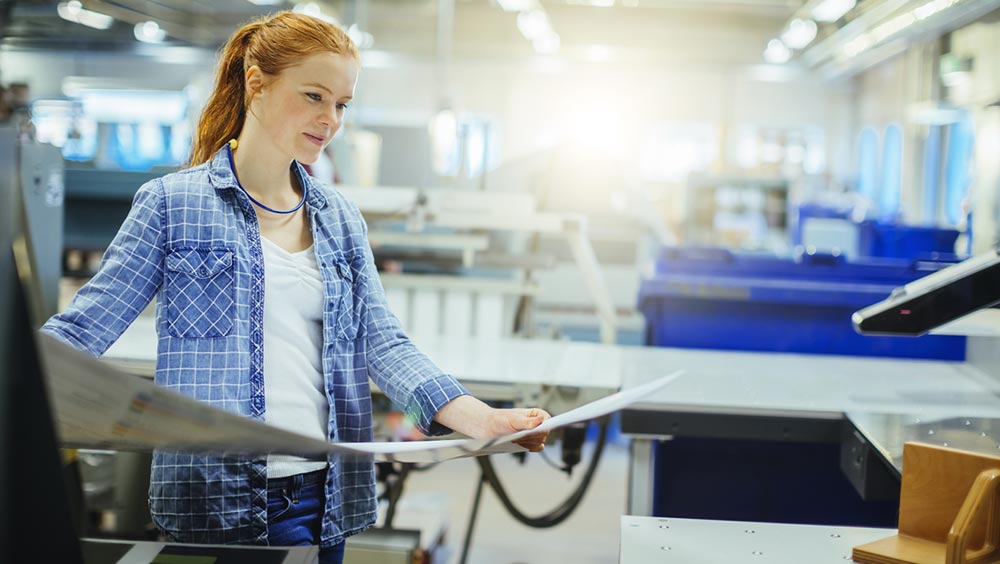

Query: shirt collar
<box><xmin>207</xmin><ymin>145</ymin><xmax>329</xmax><ymax>211</ymax></box>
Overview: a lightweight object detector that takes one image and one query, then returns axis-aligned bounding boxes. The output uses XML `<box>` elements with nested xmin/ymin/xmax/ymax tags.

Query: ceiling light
<box><xmin>496</xmin><ymin>0</ymin><xmax>538</xmax><ymax>11</ymax></box>
<box><xmin>57</xmin><ymin>1</ymin><xmax>113</xmax><ymax>30</ymax></box>
<box><xmin>871</xmin><ymin>12</ymin><xmax>915</xmax><ymax>43</ymax></box>
<box><xmin>247</xmin><ymin>0</ymin><xmax>283</xmax><ymax>5</ymax></box>
<box><xmin>134</xmin><ymin>21</ymin><xmax>166</xmax><ymax>43</ymax></box>
<box><xmin>811</xmin><ymin>0</ymin><xmax>856</xmax><ymax>23</ymax></box>
<box><xmin>517</xmin><ymin>9</ymin><xmax>551</xmax><ymax>40</ymax></box>
<box><xmin>780</xmin><ymin>18</ymin><xmax>817</xmax><ymax>49</ymax></box>
<box><xmin>763</xmin><ymin>39</ymin><xmax>791</xmax><ymax>64</ymax></box>
<box><xmin>914</xmin><ymin>0</ymin><xmax>960</xmax><ymax>20</ymax></box>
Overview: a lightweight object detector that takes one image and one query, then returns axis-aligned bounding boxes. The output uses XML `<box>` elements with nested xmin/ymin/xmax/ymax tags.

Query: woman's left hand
<box><xmin>488</xmin><ymin>407</ymin><xmax>551</xmax><ymax>452</ymax></box>
<box><xmin>434</xmin><ymin>395</ymin><xmax>551</xmax><ymax>452</ymax></box>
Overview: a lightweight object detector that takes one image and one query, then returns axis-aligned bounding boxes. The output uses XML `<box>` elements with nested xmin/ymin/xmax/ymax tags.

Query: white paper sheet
<box><xmin>37</xmin><ymin>331</ymin><xmax>682</xmax><ymax>463</ymax></box>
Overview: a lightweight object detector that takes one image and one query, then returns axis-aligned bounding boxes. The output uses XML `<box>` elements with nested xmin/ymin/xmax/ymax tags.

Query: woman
<box><xmin>42</xmin><ymin>11</ymin><xmax>549</xmax><ymax>563</ymax></box>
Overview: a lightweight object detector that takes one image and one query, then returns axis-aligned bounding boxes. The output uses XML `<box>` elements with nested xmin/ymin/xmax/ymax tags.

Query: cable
<box><xmin>538</xmin><ymin>448</ymin><xmax>569</xmax><ymax>474</ymax></box>
<box><xmin>475</xmin><ymin>417</ymin><xmax>608</xmax><ymax>528</ymax></box>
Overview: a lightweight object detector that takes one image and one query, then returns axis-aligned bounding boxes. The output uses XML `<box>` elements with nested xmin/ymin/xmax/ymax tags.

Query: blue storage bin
<box><xmin>857</xmin><ymin>220</ymin><xmax>959</xmax><ymax>259</ymax></box>
<box><xmin>639</xmin><ymin>247</ymin><xmax>965</xmax><ymax>360</ymax></box>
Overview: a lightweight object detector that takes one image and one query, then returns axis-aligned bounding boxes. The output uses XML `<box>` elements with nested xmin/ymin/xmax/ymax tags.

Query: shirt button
<box><xmin>198</xmin><ymin>267</ymin><xmax>208</xmax><ymax>276</ymax></box>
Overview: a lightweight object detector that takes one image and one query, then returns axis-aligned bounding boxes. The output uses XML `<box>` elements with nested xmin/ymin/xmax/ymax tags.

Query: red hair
<box><xmin>189</xmin><ymin>11</ymin><xmax>359</xmax><ymax>166</ymax></box>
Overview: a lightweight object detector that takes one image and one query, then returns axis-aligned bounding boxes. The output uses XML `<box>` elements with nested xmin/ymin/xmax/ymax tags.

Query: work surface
<box><xmin>620</xmin><ymin>516</ymin><xmax>892</xmax><ymax>563</ymax></box>
<box><xmin>619</xmin><ymin>346</ymin><xmax>1000</xmax><ymax>418</ymax></box>
<box><xmin>106</xmin><ymin>317</ymin><xmax>1000</xmax><ymax>419</ymax></box>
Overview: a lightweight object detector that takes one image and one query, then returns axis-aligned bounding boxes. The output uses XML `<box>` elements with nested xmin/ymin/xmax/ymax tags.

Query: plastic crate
<box><xmin>638</xmin><ymin>247</ymin><xmax>965</xmax><ymax>360</ymax></box>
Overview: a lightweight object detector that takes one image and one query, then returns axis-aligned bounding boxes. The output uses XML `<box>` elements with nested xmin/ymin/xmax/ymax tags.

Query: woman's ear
<box><xmin>245</xmin><ymin>64</ymin><xmax>264</xmax><ymax>99</ymax></box>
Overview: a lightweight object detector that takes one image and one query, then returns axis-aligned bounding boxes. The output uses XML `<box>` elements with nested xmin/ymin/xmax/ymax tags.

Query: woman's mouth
<box><xmin>303</xmin><ymin>133</ymin><xmax>325</xmax><ymax>146</ymax></box>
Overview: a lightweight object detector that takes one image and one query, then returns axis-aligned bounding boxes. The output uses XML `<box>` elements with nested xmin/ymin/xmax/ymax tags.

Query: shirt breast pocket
<box><xmin>164</xmin><ymin>248</ymin><xmax>235</xmax><ymax>338</ymax></box>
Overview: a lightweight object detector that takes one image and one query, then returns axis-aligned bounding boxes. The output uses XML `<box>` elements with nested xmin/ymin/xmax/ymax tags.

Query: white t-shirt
<box><xmin>261</xmin><ymin>236</ymin><xmax>329</xmax><ymax>478</ymax></box>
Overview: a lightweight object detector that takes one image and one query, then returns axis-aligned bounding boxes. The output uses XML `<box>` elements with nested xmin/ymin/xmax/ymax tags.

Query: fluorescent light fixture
<box><xmin>780</xmin><ymin>18</ymin><xmax>817</xmax><ymax>49</ymax></box>
<box><xmin>57</xmin><ymin>1</ymin><xmax>113</xmax><ymax>30</ymax></box>
<box><xmin>497</xmin><ymin>0</ymin><xmax>538</xmax><ymax>11</ymax></box>
<box><xmin>533</xmin><ymin>32</ymin><xmax>560</xmax><ymax>54</ymax></box>
<box><xmin>841</xmin><ymin>33</ymin><xmax>873</xmax><ymax>59</ymax></box>
<box><xmin>915</xmin><ymin>0</ymin><xmax>961</xmax><ymax>20</ymax></box>
<box><xmin>517</xmin><ymin>9</ymin><xmax>551</xmax><ymax>40</ymax></box>
<box><xmin>811</xmin><ymin>0</ymin><xmax>856</xmax><ymax>22</ymax></box>
<box><xmin>134</xmin><ymin>21</ymin><xmax>166</xmax><ymax>43</ymax></box>
<box><xmin>872</xmin><ymin>12</ymin><xmax>915</xmax><ymax>43</ymax></box>
<box><xmin>838</xmin><ymin>0</ymin><xmax>968</xmax><ymax>62</ymax></box>
<box><xmin>247</xmin><ymin>0</ymin><xmax>283</xmax><ymax>5</ymax></box>
<box><xmin>763</xmin><ymin>39</ymin><xmax>791</xmax><ymax>64</ymax></box>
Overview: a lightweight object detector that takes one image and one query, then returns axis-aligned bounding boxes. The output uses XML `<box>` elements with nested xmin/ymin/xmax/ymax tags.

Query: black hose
<box><xmin>475</xmin><ymin>418</ymin><xmax>608</xmax><ymax>528</ymax></box>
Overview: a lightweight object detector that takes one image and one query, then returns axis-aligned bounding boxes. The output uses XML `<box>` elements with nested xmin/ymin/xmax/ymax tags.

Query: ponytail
<box><xmin>188</xmin><ymin>21</ymin><xmax>262</xmax><ymax>166</ymax></box>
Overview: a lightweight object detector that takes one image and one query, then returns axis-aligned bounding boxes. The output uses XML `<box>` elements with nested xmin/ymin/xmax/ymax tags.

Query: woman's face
<box><xmin>248</xmin><ymin>52</ymin><xmax>359</xmax><ymax>164</ymax></box>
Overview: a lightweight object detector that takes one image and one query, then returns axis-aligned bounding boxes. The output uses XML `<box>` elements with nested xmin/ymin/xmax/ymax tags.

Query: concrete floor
<box><xmin>381</xmin><ymin>441</ymin><xmax>629</xmax><ymax>564</ymax></box>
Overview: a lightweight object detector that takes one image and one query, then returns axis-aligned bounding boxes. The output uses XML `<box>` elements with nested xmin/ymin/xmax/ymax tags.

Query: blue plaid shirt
<box><xmin>42</xmin><ymin>146</ymin><xmax>470</xmax><ymax>547</ymax></box>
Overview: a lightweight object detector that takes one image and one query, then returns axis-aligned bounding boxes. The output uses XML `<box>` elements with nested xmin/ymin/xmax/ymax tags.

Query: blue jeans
<box><xmin>267</xmin><ymin>469</ymin><xmax>344</xmax><ymax>564</ymax></box>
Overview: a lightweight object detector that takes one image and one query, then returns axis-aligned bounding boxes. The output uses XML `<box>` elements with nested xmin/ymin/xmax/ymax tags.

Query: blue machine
<box><xmin>635</xmin><ymin>245</ymin><xmax>967</xmax><ymax>529</ymax></box>
<box><xmin>638</xmin><ymin>246</ymin><xmax>965</xmax><ymax>360</ymax></box>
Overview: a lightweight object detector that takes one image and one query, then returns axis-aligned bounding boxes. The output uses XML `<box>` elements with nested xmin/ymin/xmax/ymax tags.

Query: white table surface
<box><xmin>620</xmin><ymin>516</ymin><xmax>893</xmax><ymax>564</ymax></box>
<box><xmin>618</xmin><ymin>346</ymin><xmax>1000</xmax><ymax>419</ymax></box>
<box><xmin>106</xmin><ymin>317</ymin><xmax>1000</xmax><ymax>418</ymax></box>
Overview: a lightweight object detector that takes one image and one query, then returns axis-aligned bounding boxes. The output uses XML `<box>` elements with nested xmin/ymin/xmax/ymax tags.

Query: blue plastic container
<box><xmin>638</xmin><ymin>247</ymin><xmax>965</xmax><ymax>360</ymax></box>
<box><xmin>857</xmin><ymin>220</ymin><xmax>959</xmax><ymax>259</ymax></box>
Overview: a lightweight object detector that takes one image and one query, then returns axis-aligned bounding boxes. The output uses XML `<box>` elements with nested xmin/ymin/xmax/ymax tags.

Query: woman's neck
<box><xmin>230</xmin><ymin>125</ymin><xmax>301</xmax><ymax>209</ymax></box>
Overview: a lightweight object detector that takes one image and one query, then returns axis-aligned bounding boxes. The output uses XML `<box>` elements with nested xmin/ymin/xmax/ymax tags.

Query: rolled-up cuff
<box><xmin>407</xmin><ymin>375</ymin><xmax>470</xmax><ymax>436</ymax></box>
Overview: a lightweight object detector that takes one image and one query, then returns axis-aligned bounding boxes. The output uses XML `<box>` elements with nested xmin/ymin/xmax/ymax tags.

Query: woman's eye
<box><xmin>307</xmin><ymin>93</ymin><xmax>322</xmax><ymax>102</ymax></box>
<box><xmin>337</xmin><ymin>103</ymin><xmax>349</xmax><ymax>111</ymax></box>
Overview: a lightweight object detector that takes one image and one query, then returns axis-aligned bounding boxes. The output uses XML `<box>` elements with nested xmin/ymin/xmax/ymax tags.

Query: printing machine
<box><xmin>618</xmin><ymin>246</ymin><xmax>1000</xmax><ymax>562</ymax></box>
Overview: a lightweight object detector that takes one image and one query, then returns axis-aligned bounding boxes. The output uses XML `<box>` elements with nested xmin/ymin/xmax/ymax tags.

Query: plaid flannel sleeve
<box><xmin>41</xmin><ymin>179</ymin><xmax>166</xmax><ymax>357</ymax></box>
<box><xmin>353</xmin><ymin>207</ymin><xmax>469</xmax><ymax>436</ymax></box>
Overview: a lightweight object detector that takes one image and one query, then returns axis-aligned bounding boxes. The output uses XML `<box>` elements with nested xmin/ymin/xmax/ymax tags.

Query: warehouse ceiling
<box><xmin>4</xmin><ymin>0</ymin><xmax>996</xmax><ymax>77</ymax></box>
<box><xmin>0</xmin><ymin>0</ymin><xmax>798</xmax><ymax>61</ymax></box>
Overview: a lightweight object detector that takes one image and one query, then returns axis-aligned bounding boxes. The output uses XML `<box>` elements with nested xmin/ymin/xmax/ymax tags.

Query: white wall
<box><xmin>948</xmin><ymin>20</ymin><xmax>1000</xmax><ymax>253</ymax></box>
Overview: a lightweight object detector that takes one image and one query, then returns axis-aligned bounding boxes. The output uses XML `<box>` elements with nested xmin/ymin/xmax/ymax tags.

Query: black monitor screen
<box><xmin>853</xmin><ymin>249</ymin><xmax>1000</xmax><ymax>336</ymax></box>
